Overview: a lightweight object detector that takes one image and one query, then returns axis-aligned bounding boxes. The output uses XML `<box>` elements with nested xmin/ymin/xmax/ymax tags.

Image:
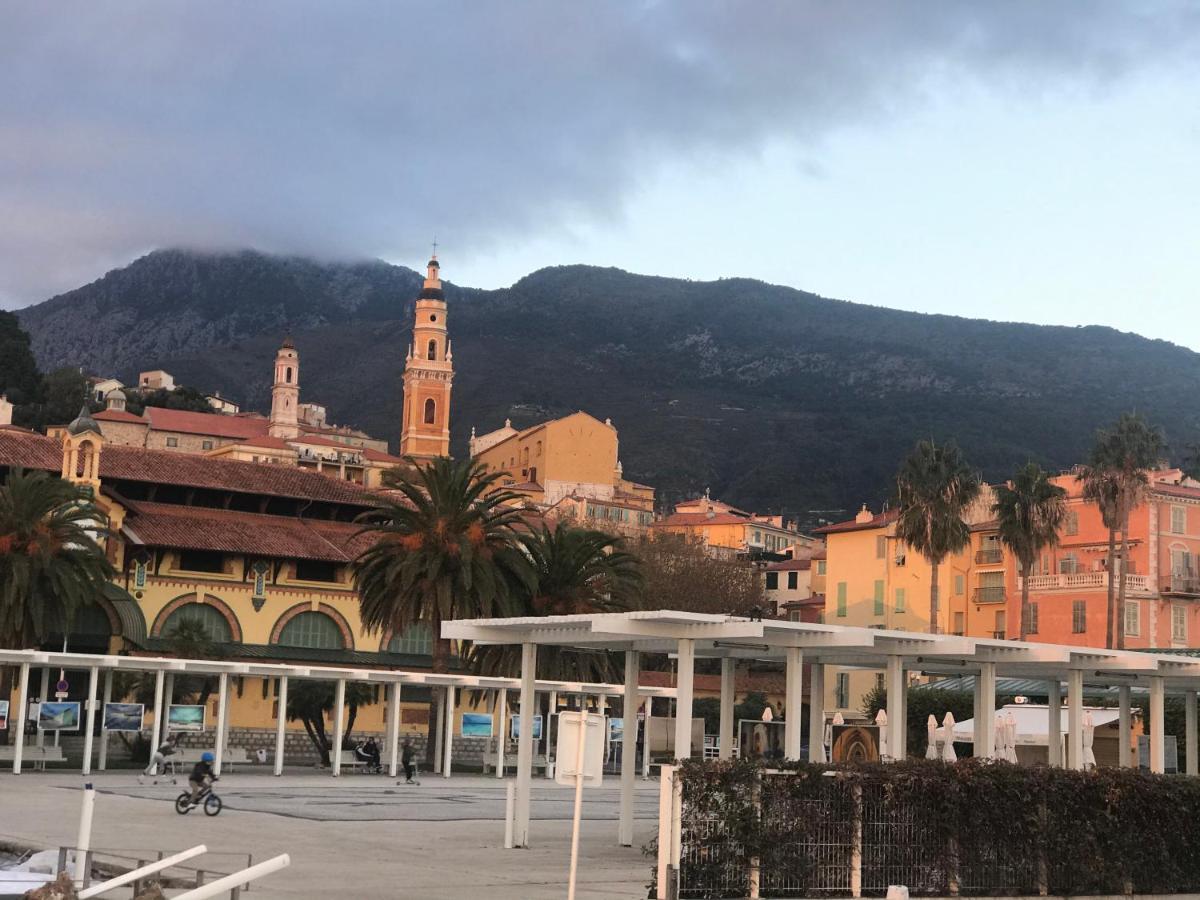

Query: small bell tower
<box><xmin>269</xmin><ymin>336</ymin><xmax>300</xmax><ymax>439</ymax></box>
<box><xmin>61</xmin><ymin>404</ymin><xmax>104</xmax><ymax>491</ymax></box>
<box><xmin>399</xmin><ymin>251</ymin><xmax>454</xmax><ymax>459</ymax></box>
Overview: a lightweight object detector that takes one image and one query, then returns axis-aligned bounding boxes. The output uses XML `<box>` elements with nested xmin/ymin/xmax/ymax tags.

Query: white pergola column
<box><xmin>163</xmin><ymin>673</ymin><xmax>175</xmax><ymax>736</ymax></box>
<box><xmin>494</xmin><ymin>688</ymin><xmax>507</xmax><ymax>778</ymax></box>
<box><xmin>718</xmin><ymin>658</ymin><xmax>735</xmax><ymax>761</ymax></box>
<box><xmin>1117</xmin><ymin>685</ymin><xmax>1131</xmax><ymax>768</ymax></box>
<box><xmin>514</xmin><ymin>642</ymin><xmax>537</xmax><ymax>848</ymax></box>
<box><xmin>808</xmin><ymin>662</ymin><xmax>826</xmax><ymax>762</ymax></box>
<box><xmin>385</xmin><ymin>682</ymin><xmax>401</xmax><ymax>778</ymax></box>
<box><xmin>81</xmin><ymin>666</ymin><xmax>99</xmax><ymax>775</ymax></box>
<box><xmin>620</xmin><ymin>650</ymin><xmax>639</xmax><ymax>847</ymax></box>
<box><xmin>642</xmin><ymin>696</ymin><xmax>652</xmax><ymax>778</ymax></box>
<box><xmin>1186</xmin><ymin>690</ymin><xmax>1198</xmax><ymax>776</ymax></box>
<box><xmin>1150</xmin><ymin>675</ymin><xmax>1165</xmax><ymax>774</ymax></box>
<box><xmin>442</xmin><ymin>685</ymin><xmax>455</xmax><ymax>778</ymax></box>
<box><xmin>979</xmin><ymin>662</ymin><xmax>996</xmax><ymax>759</ymax></box>
<box><xmin>98</xmin><ymin>669</ymin><xmax>113</xmax><ymax>771</ymax></box>
<box><xmin>36</xmin><ymin>668</ymin><xmax>49</xmax><ymax>749</ymax></box>
<box><xmin>545</xmin><ymin>689</ymin><xmax>557</xmax><ymax>779</ymax></box>
<box><xmin>433</xmin><ymin>693</ymin><xmax>446</xmax><ymax>775</ymax></box>
<box><xmin>886</xmin><ymin>655</ymin><xmax>904</xmax><ymax>760</ymax></box>
<box><xmin>674</xmin><ymin>639</ymin><xmax>695</xmax><ymax>761</ymax></box>
<box><xmin>784</xmin><ymin>648</ymin><xmax>803</xmax><ymax>760</ymax></box>
<box><xmin>213</xmin><ymin>671</ymin><xmax>228</xmax><ymax>776</ymax></box>
<box><xmin>972</xmin><ymin>677</ymin><xmax>983</xmax><ymax>753</ymax></box>
<box><xmin>1047</xmin><ymin>680</ymin><xmax>1062</xmax><ymax>767</ymax></box>
<box><xmin>12</xmin><ymin>662</ymin><xmax>30</xmax><ymax>774</ymax></box>
<box><xmin>148</xmin><ymin>669</ymin><xmax>165</xmax><ymax>761</ymax></box>
<box><xmin>274</xmin><ymin>676</ymin><xmax>289</xmax><ymax>776</ymax></box>
<box><xmin>331</xmin><ymin>678</ymin><xmax>346</xmax><ymax>777</ymax></box>
<box><xmin>1066</xmin><ymin>669</ymin><xmax>1083</xmax><ymax>771</ymax></box>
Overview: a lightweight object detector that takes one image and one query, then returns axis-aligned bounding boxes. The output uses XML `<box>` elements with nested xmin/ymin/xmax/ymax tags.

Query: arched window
<box><xmin>278</xmin><ymin>611</ymin><xmax>344</xmax><ymax>649</ymax></box>
<box><xmin>388</xmin><ymin>623</ymin><xmax>433</xmax><ymax>656</ymax></box>
<box><xmin>162</xmin><ymin>603</ymin><xmax>233</xmax><ymax>643</ymax></box>
<box><xmin>285</xmin><ymin>366</ymin><xmax>293</xmax><ymax>384</ymax></box>
<box><xmin>427</xmin><ymin>339</ymin><xmax>437</xmax><ymax>360</ymax></box>
<box><xmin>423</xmin><ymin>398</ymin><xmax>436</xmax><ymax>425</ymax></box>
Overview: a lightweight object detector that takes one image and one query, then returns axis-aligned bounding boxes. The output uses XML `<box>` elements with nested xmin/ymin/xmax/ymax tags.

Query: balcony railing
<box><xmin>1164</xmin><ymin>575</ymin><xmax>1200</xmax><ymax>595</ymax></box>
<box><xmin>973</xmin><ymin>586</ymin><xmax>1006</xmax><ymax>604</ymax></box>
<box><xmin>975</xmin><ymin>548</ymin><xmax>1003</xmax><ymax>565</ymax></box>
<box><xmin>1019</xmin><ymin>572</ymin><xmax>1155</xmax><ymax>595</ymax></box>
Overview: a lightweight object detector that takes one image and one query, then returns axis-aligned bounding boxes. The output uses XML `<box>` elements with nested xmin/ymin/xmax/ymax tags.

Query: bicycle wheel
<box><xmin>203</xmin><ymin>793</ymin><xmax>222</xmax><ymax>816</ymax></box>
<box><xmin>174</xmin><ymin>793</ymin><xmax>192</xmax><ymax>814</ymax></box>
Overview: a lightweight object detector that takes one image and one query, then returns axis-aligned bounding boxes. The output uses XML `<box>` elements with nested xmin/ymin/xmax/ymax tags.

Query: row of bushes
<box><xmin>657</xmin><ymin>758</ymin><xmax>1200</xmax><ymax>898</ymax></box>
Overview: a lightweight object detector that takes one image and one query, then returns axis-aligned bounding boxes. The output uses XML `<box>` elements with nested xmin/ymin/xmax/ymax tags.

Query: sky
<box><xmin>3</xmin><ymin>2</ymin><xmax>1199</xmax><ymax>347</ymax></box>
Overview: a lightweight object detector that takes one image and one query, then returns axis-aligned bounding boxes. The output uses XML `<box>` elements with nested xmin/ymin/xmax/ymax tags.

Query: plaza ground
<box><xmin>0</xmin><ymin>770</ymin><xmax>660</xmax><ymax>899</ymax></box>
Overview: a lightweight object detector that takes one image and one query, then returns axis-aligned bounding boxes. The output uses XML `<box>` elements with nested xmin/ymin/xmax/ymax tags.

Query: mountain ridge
<box><xmin>16</xmin><ymin>248</ymin><xmax>1200</xmax><ymax>521</ymax></box>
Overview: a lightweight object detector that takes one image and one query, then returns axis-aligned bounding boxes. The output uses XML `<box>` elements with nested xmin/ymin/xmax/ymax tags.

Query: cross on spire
<box><xmin>431</xmin><ymin>236</ymin><xmax>438</xmax><ymax>259</ymax></box>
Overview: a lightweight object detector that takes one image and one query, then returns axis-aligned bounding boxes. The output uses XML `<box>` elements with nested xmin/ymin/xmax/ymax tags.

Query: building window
<box><xmin>1072</xmin><ymin>600</ymin><xmax>1087</xmax><ymax>634</ymax></box>
<box><xmin>427</xmin><ymin>339</ymin><xmax>437</xmax><ymax>360</ymax></box>
<box><xmin>787</xmin><ymin>571</ymin><xmax>798</xmax><ymax>590</ymax></box>
<box><xmin>166</xmin><ymin>436</ymin><xmax>179</xmax><ymax>448</ymax></box>
<box><xmin>178</xmin><ymin>550</ymin><xmax>224</xmax><ymax>573</ymax></box>
<box><xmin>1173</xmin><ymin>606</ymin><xmax>1188</xmax><ymax>643</ymax></box>
<box><xmin>954</xmin><ymin>574</ymin><xmax>965</xmax><ymax>596</ymax></box>
<box><xmin>836</xmin><ymin>582</ymin><xmax>847</xmax><ymax>617</ymax></box>
<box><xmin>873</xmin><ymin>580</ymin><xmax>884</xmax><ymax>616</ymax></box>
<box><xmin>1125</xmin><ymin>601</ymin><xmax>1140</xmax><ymax>637</ymax></box>
<box><xmin>295</xmin><ymin>560</ymin><xmax>339</xmax><ymax>582</ymax></box>
<box><xmin>994</xmin><ymin>610</ymin><xmax>1006</xmax><ymax>639</ymax></box>
<box><xmin>423</xmin><ymin>398</ymin><xmax>436</xmax><ymax>425</ymax></box>
<box><xmin>816</xmin><ymin>560</ymin><xmax>826</xmax><ymax>576</ymax></box>
<box><xmin>835</xmin><ymin>672</ymin><xmax>850</xmax><ymax>709</ymax></box>
<box><xmin>162</xmin><ymin>603</ymin><xmax>233</xmax><ymax>643</ymax></box>
<box><xmin>895</xmin><ymin>587</ymin><xmax>906</xmax><ymax>613</ymax></box>
<box><xmin>1026</xmin><ymin>602</ymin><xmax>1039</xmax><ymax>635</ymax></box>
<box><xmin>134</xmin><ymin>558</ymin><xmax>147</xmax><ymax>589</ymax></box>
<box><xmin>875</xmin><ymin>536</ymin><xmax>886</xmax><ymax>559</ymax></box>
<box><xmin>285</xmin><ymin>366</ymin><xmax>293</xmax><ymax>384</ymax></box>
<box><xmin>278</xmin><ymin>611</ymin><xmax>344</xmax><ymax>649</ymax></box>
<box><xmin>1172</xmin><ymin>506</ymin><xmax>1187</xmax><ymax>535</ymax></box>
<box><xmin>202</xmin><ymin>439</ymin><xmax>214</xmax><ymax>450</ymax></box>
<box><xmin>765</xmin><ymin>572</ymin><xmax>779</xmax><ymax>591</ymax></box>
<box><xmin>252</xmin><ymin>561</ymin><xmax>270</xmax><ymax>598</ymax></box>
<box><xmin>1059</xmin><ymin>554</ymin><xmax>1078</xmax><ymax>575</ymax></box>
<box><xmin>953</xmin><ymin>611</ymin><xmax>965</xmax><ymax>635</ymax></box>
<box><xmin>1065</xmin><ymin>511</ymin><xmax>1079</xmax><ymax>536</ymax></box>
<box><xmin>388</xmin><ymin>623</ymin><xmax>433</xmax><ymax>656</ymax></box>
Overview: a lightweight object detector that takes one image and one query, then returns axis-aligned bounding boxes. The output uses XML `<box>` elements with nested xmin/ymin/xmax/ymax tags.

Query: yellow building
<box><xmin>470</xmin><ymin>410</ymin><xmax>655</xmax><ymax>534</ymax></box>
<box><xmin>655</xmin><ymin>491</ymin><xmax>812</xmax><ymax>560</ymax></box>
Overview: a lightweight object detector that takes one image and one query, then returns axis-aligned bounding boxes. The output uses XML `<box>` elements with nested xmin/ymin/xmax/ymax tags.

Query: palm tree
<box><xmin>352</xmin><ymin>456</ymin><xmax>534</xmax><ymax>762</ymax></box>
<box><xmin>468</xmin><ymin>524</ymin><xmax>644</xmax><ymax>684</ymax></box>
<box><xmin>285</xmin><ymin>679</ymin><xmax>377</xmax><ymax>767</ymax></box>
<box><xmin>894</xmin><ymin>440</ymin><xmax>982</xmax><ymax>634</ymax></box>
<box><xmin>165</xmin><ymin>619</ymin><xmax>228</xmax><ymax>708</ymax></box>
<box><xmin>1078</xmin><ymin>414</ymin><xmax>1164</xmax><ymax>649</ymax></box>
<box><xmin>993</xmin><ymin>463</ymin><xmax>1068</xmax><ymax>640</ymax></box>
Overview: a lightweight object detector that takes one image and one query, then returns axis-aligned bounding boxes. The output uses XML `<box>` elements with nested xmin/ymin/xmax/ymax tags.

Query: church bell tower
<box><xmin>269</xmin><ymin>336</ymin><xmax>300</xmax><ymax>439</ymax></box>
<box><xmin>399</xmin><ymin>254</ymin><xmax>453</xmax><ymax>459</ymax></box>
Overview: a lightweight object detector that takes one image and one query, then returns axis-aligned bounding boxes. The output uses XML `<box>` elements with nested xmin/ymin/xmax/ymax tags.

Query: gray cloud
<box><xmin>2</xmin><ymin>1</ymin><xmax>1197</xmax><ymax>306</ymax></box>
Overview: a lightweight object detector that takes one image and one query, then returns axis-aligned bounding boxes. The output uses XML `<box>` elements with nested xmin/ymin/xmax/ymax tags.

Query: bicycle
<box><xmin>175</xmin><ymin>778</ymin><xmax>222</xmax><ymax>816</ymax></box>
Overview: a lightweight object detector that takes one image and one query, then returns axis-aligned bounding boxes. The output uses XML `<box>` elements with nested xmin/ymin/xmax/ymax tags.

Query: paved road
<box><xmin>1</xmin><ymin>771</ymin><xmax>661</xmax><ymax>899</ymax></box>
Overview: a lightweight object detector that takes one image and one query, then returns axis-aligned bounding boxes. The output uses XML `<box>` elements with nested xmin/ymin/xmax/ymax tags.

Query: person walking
<box><xmin>400</xmin><ymin>739</ymin><xmax>417</xmax><ymax>784</ymax></box>
<box><xmin>140</xmin><ymin>734</ymin><xmax>178</xmax><ymax>784</ymax></box>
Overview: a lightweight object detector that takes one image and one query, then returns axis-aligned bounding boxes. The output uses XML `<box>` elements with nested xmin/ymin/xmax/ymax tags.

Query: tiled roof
<box><xmin>144</xmin><ymin>407</ymin><xmax>270</xmax><ymax>439</ymax></box>
<box><xmin>813</xmin><ymin>508</ymin><xmax>899</xmax><ymax>535</ymax></box>
<box><xmin>121</xmin><ymin>500</ymin><xmax>373</xmax><ymax>561</ymax></box>
<box><xmin>1152</xmin><ymin>483</ymin><xmax>1200</xmax><ymax>501</ymax></box>
<box><xmin>94</xmin><ymin>409</ymin><xmax>146</xmax><ymax>424</ymax></box>
<box><xmin>506</xmin><ymin>481</ymin><xmax>544</xmax><ymax>491</ymax></box>
<box><xmin>291</xmin><ymin>434</ymin><xmax>358</xmax><ymax>449</ymax></box>
<box><xmin>0</xmin><ymin>429</ymin><xmax>375</xmax><ymax>505</ymax></box>
<box><xmin>362</xmin><ymin>448</ymin><xmax>404</xmax><ymax>464</ymax></box>
<box><xmin>229</xmin><ymin>435</ymin><xmax>294</xmax><ymax>451</ymax></box>
<box><xmin>765</xmin><ymin>558</ymin><xmax>812</xmax><ymax>571</ymax></box>
<box><xmin>655</xmin><ymin>512</ymin><xmax>749</xmax><ymax>527</ymax></box>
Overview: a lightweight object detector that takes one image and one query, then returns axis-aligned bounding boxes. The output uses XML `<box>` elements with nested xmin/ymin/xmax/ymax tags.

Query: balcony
<box><xmin>1019</xmin><ymin>572</ymin><xmax>1155</xmax><ymax>596</ymax></box>
<box><xmin>973</xmin><ymin>586</ymin><xmax>1006</xmax><ymax>604</ymax></box>
<box><xmin>1163</xmin><ymin>575</ymin><xmax>1200</xmax><ymax>596</ymax></box>
<box><xmin>975</xmin><ymin>548</ymin><xmax>1003</xmax><ymax>565</ymax></box>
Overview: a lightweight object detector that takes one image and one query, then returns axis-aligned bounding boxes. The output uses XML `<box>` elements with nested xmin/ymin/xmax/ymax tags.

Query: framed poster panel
<box><xmin>0</xmin><ymin>699</ymin><xmax>8</xmax><ymax>730</ymax></box>
<box><xmin>38</xmin><ymin>701</ymin><xmax>81</xmax><ymax>732</ymax></box>
<box><xmin>461</xmin><ymin>712</ymin><xmax>493</xmax><ymax>737</ymax></box>
<box><xmin>103</xmin><ymin>702</ymin><xmax>145</xmax><ymax>733</ymax></box>
<box><xmin>167</xmin><ymin>704</ymin><xmax>206</xmax><ymax>732</ymax></box>
<box><xmin>509</xmin><ymin>714</ymin><xmax>543</xmax><ymax>741</ymax></box>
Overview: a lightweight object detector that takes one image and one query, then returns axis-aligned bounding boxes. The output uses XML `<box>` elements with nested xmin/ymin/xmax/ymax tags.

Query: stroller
<box><xmin>352</xmin><ymin>739</ymin><xmax>383</xmax><ymax>774</ymax></box>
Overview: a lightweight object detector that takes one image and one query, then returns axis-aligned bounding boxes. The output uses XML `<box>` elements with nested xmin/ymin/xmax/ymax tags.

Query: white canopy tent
<box><xmin>443</xmin><ymin>610</ymin><xmax>1200</xmax><ymax>849</ymax></box>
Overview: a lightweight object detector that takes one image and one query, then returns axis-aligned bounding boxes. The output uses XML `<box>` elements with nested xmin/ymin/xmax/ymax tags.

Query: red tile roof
<box><xmin>230</xmin><ymin>435</ymin><xmax>294</xmax><ymax>451</ymax></box>
<box><xmin>94</xmin><ymin>409</ymin><xmax>147</xmax><ymax>424</ymax></box>
<box><xmin>362</xmin><ymin>448</ymin><xmax>404</xmax><ymax>464</ymax></box>
<box><xmin>813</xmin><ymin>508</ymin><xmax>899</xmax><ymax>535</ymax></box>
<box><xmin>1152</xmin><ymin>483</ymin><xmax>1200</xmax><ymax>501</ymax></box>
<box><xmin>0</xmin><ymin>429</ymin><xmax>375</xmax><ymax>506</ymax></box>
<box><xmin>655</xmin><ymin>512</ymin><xmax>749</xmax><ymax>527</ymax></box>
<box><xmin>121</xmin><ymin>501</ymin><xmax>372</xmax><ymax>561</ymax></box>
<box><xmin>765</xmin><ymin>558</ymin><xmax>812</xmax><ymax>571</ymax></box>
<box><xmin>144</xmin><ymin>407</ymin><xmax>270</xmax><ymax>439</ymax></box>
<box><xmin>291</xmin><ymin>434</ymin><xmax>359</xmax><ymax>449</ymax></box>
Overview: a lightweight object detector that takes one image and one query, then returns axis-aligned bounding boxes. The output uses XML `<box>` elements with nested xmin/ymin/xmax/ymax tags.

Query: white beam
<box><xmin>620</xmin><ymin>650</ymin><xmax>639</xmax><ymax>847</ymax></box>
<box><xmin>514</xmin><ymin>642</ymin><xmax>537</xmax><ymax>848</ymax></box>
<box><xmin>98</xmin><ymin>668</ymin><xmax>113</xmax><ymax>771</ymax></box>
<box><xmin>1187</xmin><ymin>691</ymin><xmax>1198</xmax><ymax>776</ymax></box>
<box><xmin>12</xmin><ymin>662</ymin><xmax>30</xmax><ymax>774</ymax></box>
<box><xmin>1118</xmin><ymin>685</ymin><xmax>1131</xmax><ymax>768</ymax></box>
<box><xmin>886</xmin><ymin>656</ymin><xmax>904</xmax><ymax>761</ymax></box>
<box><xmin>718</xmin><ymin>658</ymin><xmax>735</xmax><ymax>761</ymax></box>
<box><xmin>81</xmin><ymin>666</ymin><xmax>99</xmax><ymax>775</ymax></box>
<box><xmin>808</xmin><ymin>663</ymin><xmax>826</xmax><ymax>762</ymax></box>
<box><xmin>1047</xmin><ymin>680</ymin><xmax>1062</xmax><ymax>767</ymax></box>
<box><xmin>1067</xmin><ymin>669</ymin><xmax>1083</xmax><ymax>770</ymax></box>
<box><xmin>149</xmin><ymin>669</ymin><xmax>165</xmax><ymax>762</ymax></box>
<box><xmin>495</xmin><ymin>688</ymin><xmax>507</xmax><ymax>778</ymax></box>
<box><xmin>784</xmin><ymin>648</ymin><xmax>803</xmax><ymax>760</ymax></box>
<box><xmin>642</xmin><ymin>696</ymin><xmax>652</xmax><ymax>778</ymax></box>
<box><xmin>331</xmin><ymin>678</ymin><xmax>346</xmax><ymax>777</ymax></box>
<box><xmin>674</xmin><ymin>639</ymin><xmax>696</xmax><ymax>761</ymax></box>
<box><xmin>442</xmin><ymin>684</ymin><xmax>455</xmax><ymax>778</ymax></box>
<box><xmin>979</xmin><ymin>662</ymin><xmax>996</xmax><ymax>760</ymax></box>
<box><xmin>1150</xmin><ymin>676</ymin><xmax>1165</xmax><ymax>774</ymax></box>
<box><xmin>386</xmin><ymin>682</ymin><xmax>401</xmax><ymax>778</ymax></box>
<box><xmin>274</xmin><ymin>676</ymin><xmax>289</xmax><ymax>777</ymax></box>
<box><xmin>213</xmin><ymin>672</ymin><xmax>228</xmax><ymax>776</ymax></box>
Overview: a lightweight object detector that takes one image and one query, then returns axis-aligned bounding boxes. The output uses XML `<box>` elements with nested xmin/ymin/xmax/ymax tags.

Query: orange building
<box><xmin>399</xmin><ymin>255</ymin><xmax>453</xmax><ymax>459</ymax></box>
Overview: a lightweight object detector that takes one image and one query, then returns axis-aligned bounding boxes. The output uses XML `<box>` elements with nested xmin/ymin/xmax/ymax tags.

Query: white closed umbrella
<box><xmin>941</xmin><ymin>711</ymin><xmax>957</xmax><ymax>762</ymax></box>
<box><xmin>1082</xmin><ymin>710</ymin><xmax>1096</xmax><ymax>770</ymax></box>
<box><xmin>926</xmin><ymin>714</ymin><xmax>939</xmax><ymax>760</ymax></box>
<box><xmin>1004</xmin><ymin>712</ymin><xmax>1018</xmax><ymax>763</ymax></box>
<box><xmin>875</xmin><ymin>708</ymin><xmax>889</xmax><ymax>759</ymax></box>
<box><xmin>994</xmin><ymin>714</ymin><xmax>1006</xmax><ymax>761</ymax></box>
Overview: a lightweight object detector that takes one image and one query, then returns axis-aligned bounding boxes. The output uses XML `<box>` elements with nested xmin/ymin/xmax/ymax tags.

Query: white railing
<box><xmin>1019</xmin><ymin>572</ymin><xmax>1154</xmax><ymax>595</ymax></box>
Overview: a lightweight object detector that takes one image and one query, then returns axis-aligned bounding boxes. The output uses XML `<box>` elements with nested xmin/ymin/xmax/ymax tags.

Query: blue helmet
<box><xmin>201</xmin><ymin>751</ymin><xmax>215</xmax><ymax>763</ymax></box>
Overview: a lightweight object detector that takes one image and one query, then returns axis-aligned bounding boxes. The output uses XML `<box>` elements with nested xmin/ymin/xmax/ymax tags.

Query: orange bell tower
<box><xmin>399</xmin><ymin>253</ymin><xmax>453</xmax><ymax>459</ymax></box>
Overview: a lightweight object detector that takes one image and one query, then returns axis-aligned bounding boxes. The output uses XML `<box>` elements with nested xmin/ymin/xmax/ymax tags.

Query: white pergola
<box><xmin>444</xmin><ymin>610</ymin><xmax>1200</xmax><ymax>849</ymax></box>
<box><xmin>0</xmin><ymin>648</ymin><xmax>675</xmax><ymax>782</ymax></box>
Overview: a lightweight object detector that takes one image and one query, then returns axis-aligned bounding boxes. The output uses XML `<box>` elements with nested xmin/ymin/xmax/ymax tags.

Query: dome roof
<box><xmin>427</xmin><ymin>257</ymin><xmax>440</xmax><ymax>269</ymax></box>
<box><xmin>67</xmin><ymin>404</ymin><xmax>102</xmax><ymax>437</ymax></box>
<box><xmin>108</xmin><ymin>388</ymin><xmax>126</xmax><ymax>401</ymax></box>
<box><xmin>280</xmin><ymin>335</ymin><xmax>295</xmax><ymax>349</ymax></box>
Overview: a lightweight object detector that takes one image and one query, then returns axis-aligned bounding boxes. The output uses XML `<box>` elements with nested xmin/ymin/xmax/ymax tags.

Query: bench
<box><xmin>484</xmin><ymin>754</ymin><xmax>551</xmax><ymax>776</ymax></box>
<box><xmin>164</xmin><ymin>747</ymin><xmax>250</xmax><ymax>775</ymax></box>
<box><xmin>0</xmin><ymin>745</ymin><xmax>67</xmax><ymax>770</ymax></box>
<box><xmin>338</xmin><ymin>756</ymin><xmax>378</xmax><ymax>773</ymax></box>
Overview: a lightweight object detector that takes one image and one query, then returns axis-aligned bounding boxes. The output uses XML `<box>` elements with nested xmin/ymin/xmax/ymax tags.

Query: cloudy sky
<box><xmin>3</xmin><ymin>2</ymin><xmax>1199</xmax><ymax>346</ymax></box>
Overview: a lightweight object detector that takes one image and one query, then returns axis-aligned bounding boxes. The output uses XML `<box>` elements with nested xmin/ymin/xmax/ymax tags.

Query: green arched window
<box><xmin>278</xmin><ymin>611</ymin><xmax>344</xmax><ymax>649</ymax></box>
<box><xmin>388</xmin><ymin>623</ymin><xmax>433</xmax><ymax>656</ymax></box>
<box><xmin>161</xmin><ymin>603</ymin><xmax>233</xmax><ymax>643</ymax></box>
